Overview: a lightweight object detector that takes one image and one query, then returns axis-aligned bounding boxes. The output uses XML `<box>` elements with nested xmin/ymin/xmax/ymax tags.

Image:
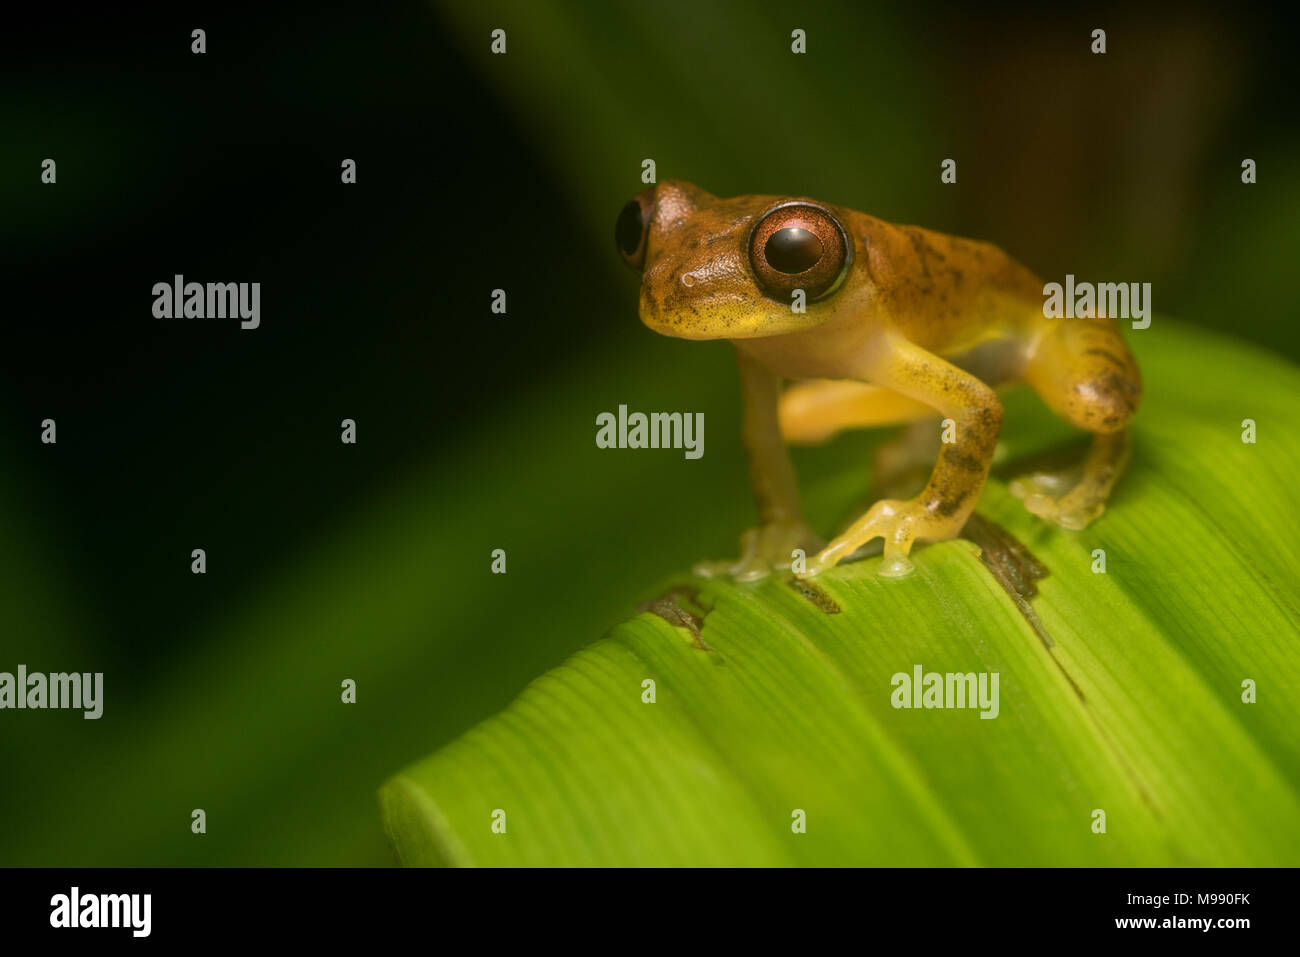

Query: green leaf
<box><xmin>381</xmin><ymin>321</ymin><xmax>1300</xmax><ymax>866</ymax></box>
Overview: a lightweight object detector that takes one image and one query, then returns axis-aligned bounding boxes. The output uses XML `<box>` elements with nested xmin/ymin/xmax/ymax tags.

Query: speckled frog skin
<box><xmin>616</xmin><ymin>180</ymin><xmax>1141</xmax><ymax>579</ymax></box>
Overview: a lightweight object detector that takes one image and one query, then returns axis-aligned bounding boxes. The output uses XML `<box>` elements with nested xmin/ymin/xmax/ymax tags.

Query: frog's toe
<box><xmin>1020</xmin><ymin>489</ymin><xmax>1104</xmax><ymax>530</ymax></box>
<box><xmin>730</xmin><ymin>556</ymin><xmax>775</xmax><ymax>582</ymax></box>
<box><xmin>798</xmin><ymin>554</ymin><xmax>831</xmax><ymax>578</ymax></box>
<box><xmin>689</xmin><ymin>557</ymin><xmax>774</xmax><ymax>580</ymax></box>
<box><xmin>691</xmin><ymin>558</ymin><xmax>739</xmax><ymax>579</ymax></box>
<box><xmin>1009</xmin><ymin>467</ymin><xmax>1080</xmax><ymax>500</ymax></box>
<box><xmin>876</xmin><ymin>552</ymin><xmax>916</xmax><ymax>578</ymax></box>
<box><xmin>1020</xmin><ymin>491</ymin><xmax>1057</xmax><ymax>520</ymax></box>
<box><xmin>1055</xmin><ymin>499</ymin><xmax>1104</xmax><ymax>529</ymax></box>
<box><xmin>1058</xmin><ymin>505</ymin><xmax>1101</xmax><ymax>530</ymax></box>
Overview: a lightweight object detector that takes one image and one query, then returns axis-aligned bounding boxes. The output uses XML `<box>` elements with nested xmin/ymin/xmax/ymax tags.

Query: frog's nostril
<box><xmin>615</xmin><ymin>187</ymin><xmax>656</xmax><ymax>271</ymax></box>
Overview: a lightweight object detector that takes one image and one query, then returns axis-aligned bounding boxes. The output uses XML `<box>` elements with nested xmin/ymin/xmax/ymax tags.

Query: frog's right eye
<box><xmin>616</xmin><ymin>188</ymin><xmax>655</xmax><ymax>271</ymax></box>
<box><xmin>748</xmin><ymin>201</ymin><xmax>853</xmax><ymax>302</ymax></box>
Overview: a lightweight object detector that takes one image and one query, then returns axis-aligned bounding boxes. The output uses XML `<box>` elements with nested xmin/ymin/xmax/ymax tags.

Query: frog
<box><xmin>615</xmin><ymin>180</ymin><xmax>1142</xmax><ymax>580</ymax></box>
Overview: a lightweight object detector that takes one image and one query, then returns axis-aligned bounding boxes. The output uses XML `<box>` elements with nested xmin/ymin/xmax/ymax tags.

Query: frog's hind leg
<box><xmin>779</xmin><ymin>379</ymin><xmax>933</xmax><ymax>444</ymax></box>
<box><xmin>1016</xmin><ymin>316</ymin><xmax>1142</xmax><ymax>529</ymax></box>
<box><xmin>1012</xmin><ymin>431</ymin><xmax>1131</xmax><ymax>529</ymax></box>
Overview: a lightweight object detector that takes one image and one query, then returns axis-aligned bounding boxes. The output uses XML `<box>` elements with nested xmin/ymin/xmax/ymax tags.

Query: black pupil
<box><xmin>616</xmin><ymin>201</ymin><xmax>645</xmax><ymax>256</ymax></box>
<box><xmin>765</xmin><ymin>227</ymin><xmax>822</xmax><ymax>274</ymax></box>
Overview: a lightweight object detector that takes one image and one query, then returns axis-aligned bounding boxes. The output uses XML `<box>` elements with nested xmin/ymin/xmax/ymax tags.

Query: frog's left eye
<box><xmin>615</xmin><ymin>187</ymin><xmax>655</xmax><ymax>271</ymax></box>
<box><xmin>748</xmin><ymin>202</ymin><xmax>852</xmax><ymax>302</ymax></box>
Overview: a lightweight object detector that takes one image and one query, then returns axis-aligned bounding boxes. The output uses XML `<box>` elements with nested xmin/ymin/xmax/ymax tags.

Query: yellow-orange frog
<box><xmin>616</xmin><ymin>180</ymin><xmax>1141</xmax><ymax>579</ymax></box>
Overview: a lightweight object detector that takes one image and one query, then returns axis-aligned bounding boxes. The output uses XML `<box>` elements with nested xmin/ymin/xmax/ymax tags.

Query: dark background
<box><xmin>1</xmin><ymin>0</ymin><xmax>1296</xmax><ymax>865</ymax></box>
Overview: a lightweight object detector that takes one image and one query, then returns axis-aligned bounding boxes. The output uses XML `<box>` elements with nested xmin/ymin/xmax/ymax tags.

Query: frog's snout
<box><xmin>615</xmin><ymin>186</ymin><xmax>655</xmax><ymax>271</ymax></box>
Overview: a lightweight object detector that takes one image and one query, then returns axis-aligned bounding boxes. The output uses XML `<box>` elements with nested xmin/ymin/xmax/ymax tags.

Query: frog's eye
<box><xmin>615</xmin><ymin>187</ymin><xmax>655</xmax><ymax>271</ymax></box>
<box><xmin>748</xmin><ymin>202</ymin><xmax>852</xmax><ymax>302</ymax></box>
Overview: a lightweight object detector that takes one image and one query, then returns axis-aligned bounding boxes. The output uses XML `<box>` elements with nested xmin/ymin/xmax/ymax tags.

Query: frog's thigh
<box><xmin>1024</xmin><ymin>317</ymin><xmax>1141</xmax><ymax>434</ymax></box>
<box><xmin>779</xmin><ymin>379</ymin><xmax>933</xmax><ymax>444</ymax></box>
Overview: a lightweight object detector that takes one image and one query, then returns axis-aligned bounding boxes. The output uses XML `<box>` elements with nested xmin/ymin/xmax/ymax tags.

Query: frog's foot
<box><xmin>1018</xmin><ymin>487</ymin><xmax>1104</xmax><ymax>530</ymax></box>
<box><xmin>693</xmin><ymin>521</ymin><xmax>824</xmax><ymax>583</ymax></box>
<box><xmin>1010</xmin><ymin>468</ymin><xmax>1099</xmax><ymax>530</ymax></box>
<box><xmin>802</xmin><ymin>497</ymin><xmax>951</xmax><ymax>579</ymax></box>
<box><xmin>1009</xmin><ymin>466</ymin><xmax>1093</xmax><ymax>528</ymax></box>
<box><xmin>1009</xmin><ymin>431</ymin><xmax>1129</xmax><ymax>531</ymax></box>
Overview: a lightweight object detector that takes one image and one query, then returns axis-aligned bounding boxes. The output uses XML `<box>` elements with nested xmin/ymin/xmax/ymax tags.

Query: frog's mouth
<box><xmin>637</xmin><ymin>284</ymin><xmax>823</xmax><ymax>342</ymax></box>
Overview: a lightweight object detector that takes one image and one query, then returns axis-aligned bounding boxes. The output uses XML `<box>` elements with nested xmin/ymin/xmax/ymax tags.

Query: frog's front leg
<box><xmin>694</xmin><ymin>347</ymin><xmax>822</xmax><ymax>582</ymax></box>
<box><xmin>803</xmin><ymin>335</ymin><xmax>1002</xmax><ymax>578</ymax></box>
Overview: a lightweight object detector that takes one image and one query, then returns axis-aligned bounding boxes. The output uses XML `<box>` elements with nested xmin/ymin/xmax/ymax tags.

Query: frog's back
<box><xmin>845</xmin><ymin>211</ymin><xmax>1044</xmax><ymax>354</ymax></box>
